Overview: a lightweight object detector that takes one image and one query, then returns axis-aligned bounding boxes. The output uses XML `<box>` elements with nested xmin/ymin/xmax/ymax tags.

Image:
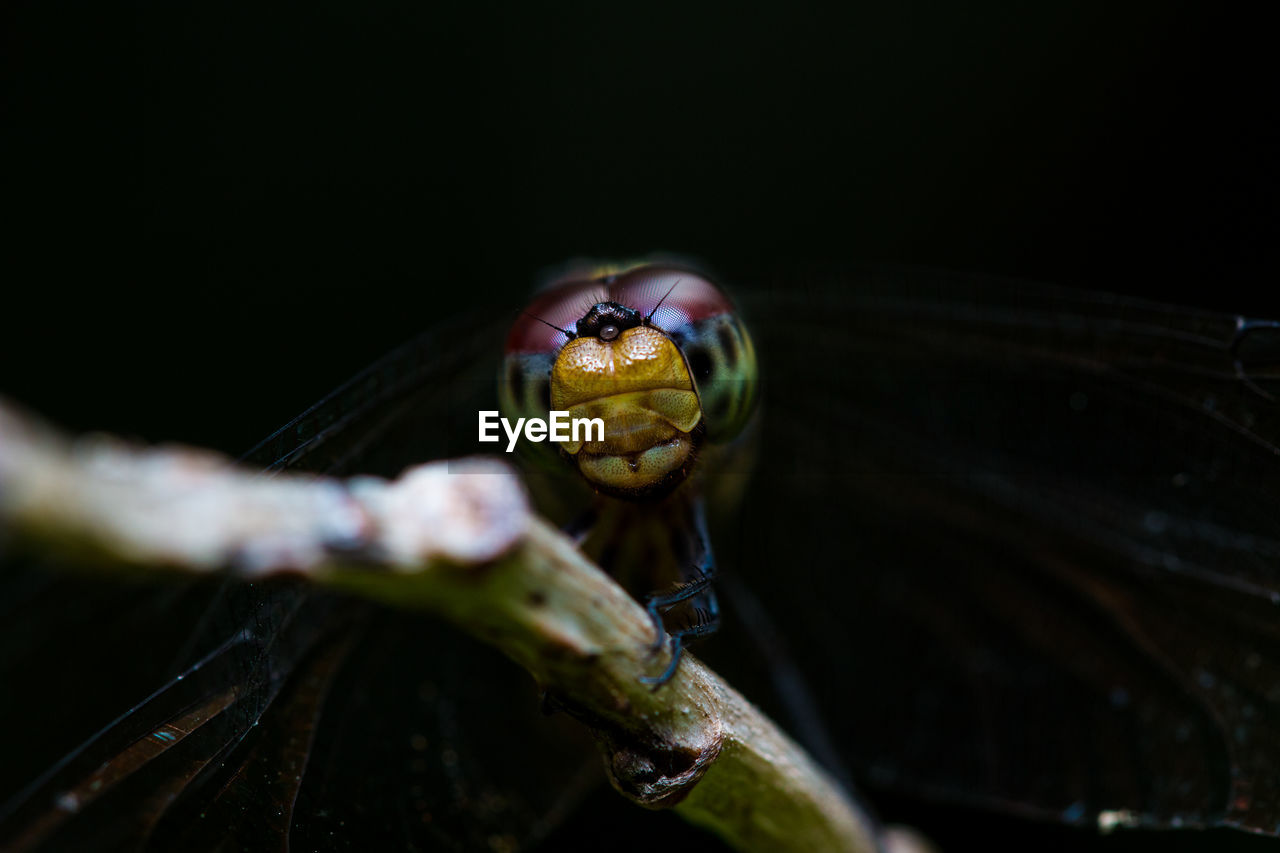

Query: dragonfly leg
<box><xmin>639</xmin><ymin>591</ymin><xmax>720</xmax><ymax>689</ymax></box>
<box><xmin>641</xmin><ymin>496</ymin><xmax>718</xmax><ymax>650</ymax></box>
<box><xmin>641</xmin><ymin>571</ymin><xmax>714</xmax><ymax>650</ymax></box>
<box><xmin>639</xmin><ymin>498</ymin><xmax>720</xmax><ymax>687</ymax></box>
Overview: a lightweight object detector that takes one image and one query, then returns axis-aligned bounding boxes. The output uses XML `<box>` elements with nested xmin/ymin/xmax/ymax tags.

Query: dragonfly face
<box><xmin>500</xmin><ymin>263</ymin><xmax>759</xmax><ymax>498</ymax></box>
<box><xmin>4</xmin><ymin>264</ymin><xmax>1280</xmax><ymax>851</ymax></box>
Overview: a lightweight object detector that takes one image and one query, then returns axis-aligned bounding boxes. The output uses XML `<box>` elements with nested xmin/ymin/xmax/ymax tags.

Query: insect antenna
<box><xmin>643</xmin><ymin>279</ymin><xmax>682</xmax><ymax>325</ymax></box>
<box><xmin>519</xmin><ymin>309</ymin><xmax>575</xmax><ymax>340</ymax></box>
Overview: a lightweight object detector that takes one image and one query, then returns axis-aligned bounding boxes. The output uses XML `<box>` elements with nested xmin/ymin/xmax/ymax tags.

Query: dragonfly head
<box><xmin>551</xmin><ymin>303</ymin><xmax>704</xmax><ymax>498</ymax></box>
<box><xmin>501</xmin><ymin>263</ymin><xmax>758</xmax><ymax>500</ymax></box>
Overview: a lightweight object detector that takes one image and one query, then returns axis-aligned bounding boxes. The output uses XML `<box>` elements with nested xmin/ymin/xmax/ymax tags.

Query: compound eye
<box><xmin>599</xmin><ymin>323</ymin><xmax>620</xmax><ymax>342</ymax></box>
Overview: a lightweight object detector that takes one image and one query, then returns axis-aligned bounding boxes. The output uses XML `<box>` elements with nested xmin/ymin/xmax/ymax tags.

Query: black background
<box><xmin>2</xmin><ymin>3</ymin><xmax>1277</xmax><ymax>850</ymax></box>
<box><xmin>3</xmin><ymin>2</ymin><xmax>1275</xmax><ymax>455</ymax></box>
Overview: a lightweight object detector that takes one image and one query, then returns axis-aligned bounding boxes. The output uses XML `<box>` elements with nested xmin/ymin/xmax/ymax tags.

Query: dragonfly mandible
<box><xmin>2</xmin><ymin>261</ymin><xmax>1280</xmax><ymax>852</ymax></box>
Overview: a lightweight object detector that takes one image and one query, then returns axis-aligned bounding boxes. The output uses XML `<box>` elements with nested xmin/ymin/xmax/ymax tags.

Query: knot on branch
<box><xmin>606</xmin><ymin>733</ymin><xmax>722</xmax><ymax>807</ymax></box>
<box><xmin>557</xmin><ymin>681</ymin><xmax>724</xmax><ymax>808</ymax></box>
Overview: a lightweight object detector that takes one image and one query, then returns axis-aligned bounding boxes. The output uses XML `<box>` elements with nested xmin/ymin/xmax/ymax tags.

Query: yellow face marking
<box><xmin>577</xmin><ymin>437</ymin><xmax>697</xmax><ymax>492</ymax></box>
<box><xmin>559</xmin><ymin>389</ymin><xmax>701</xmax><ymax>454</ymax></box>
<box><xmin>550</xmin><ymin>326</ymin><xmax>703</xmax><ymax>492</ymax></box>
<box><xmin>552</xmin><ymin>326</ymin><xmax>696</xmax><ymax>407</ymax></box>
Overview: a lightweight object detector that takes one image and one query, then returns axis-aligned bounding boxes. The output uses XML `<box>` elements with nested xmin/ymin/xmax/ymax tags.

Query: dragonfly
<box><xmin>1</xmin><ymin>260</ymin><xmax>1279</xmax><ymax>851</ymax></box>
<box><xmin>497</xmin><ymin>262</ymin><xmax>760</xmax><ymax>686</ymax></box>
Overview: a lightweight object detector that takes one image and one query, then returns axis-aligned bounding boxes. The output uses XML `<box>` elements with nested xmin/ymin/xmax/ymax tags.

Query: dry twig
<box><xmin>0</xmin><ymin>399</ymin><xmax>929</xmax><ymax>853</ymax></box>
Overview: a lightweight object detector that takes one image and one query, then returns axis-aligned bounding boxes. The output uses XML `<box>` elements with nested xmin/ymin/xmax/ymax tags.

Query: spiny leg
<box><xmin>641</xmin><ymin>569</ymin><xmax>713</xmax><ymax>652</ymax></box>
<box><xmin>640</xmin><ymin>498</ymin><xmax>721</xmax><ymax>688</ymax></box>
<box><xmin>639</xmin><ymin>588</ymin><xmax>720</xmax><ymax>688</ymax></box>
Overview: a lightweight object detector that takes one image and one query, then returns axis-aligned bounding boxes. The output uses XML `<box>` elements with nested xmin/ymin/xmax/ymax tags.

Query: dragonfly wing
<box><xmin>241</xmin><ymin>311</ymin><xmax>501</xmax><ymax>477</ymax></box>
<box><xmin>725</xmin><ymin>267</ymin><xmax>1280</xmax><ymax>836</ymax></box>
<box><xmin>0</xmin><ymin>569</ymin><xmax>346</xmax><ymax>850</ymax></box>
<box><xmin>0</xmin><ymin>313</ymin><xmax>606</xmax><ymax>850</ymax></box>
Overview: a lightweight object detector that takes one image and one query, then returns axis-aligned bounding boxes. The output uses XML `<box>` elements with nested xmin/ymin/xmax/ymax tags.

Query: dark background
<box><xmin>2</xmin><ymin>2</ymin><xmax>1274</xmax><ymax>454</ymax></box>
<box><xmin>1</xmin><ymin>3</ymin><xmax>1276</xmax><ymax>851</ymax></box>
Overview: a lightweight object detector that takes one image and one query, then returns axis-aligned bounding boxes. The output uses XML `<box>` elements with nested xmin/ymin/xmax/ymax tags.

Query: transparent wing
<box><xmin>0</xmin><ymin>313</ymin><xmax>603</xmax><ymax>851</ymax></box>
<box><xmin>708</xmin><ymin>266</ymin><xmax>1280</xmax><ymax>842</ymax></box>
<box><xmin>11</xmin><ymin>266</ymin><xmax>1280</xmax><ymax>851</ymax></box>
<box><xmin>241</xmin><ymin>311</ymin><xmax>497</xmax><ymax>476</ymax></box>
<box><xmin>0</xmin><ymin>563</ymin><xmax>349</xmax><ymax>850</ymax></box>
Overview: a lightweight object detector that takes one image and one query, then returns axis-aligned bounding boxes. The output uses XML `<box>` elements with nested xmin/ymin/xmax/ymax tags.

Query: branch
<box><xmin>0</xmin><ymin>399</ymin><xmax>929</xmax><ymax>853</ymax></box>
